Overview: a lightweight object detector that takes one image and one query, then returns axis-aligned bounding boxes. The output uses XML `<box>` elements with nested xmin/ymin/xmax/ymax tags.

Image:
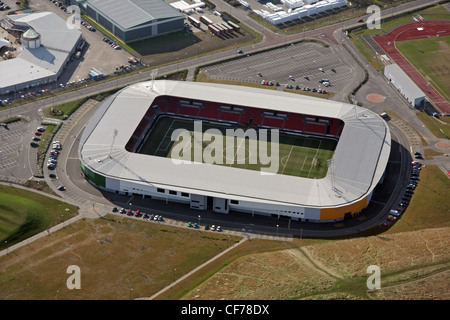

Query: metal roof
<box><xmin>79</xmin><ymin>81</ymin><xmax>391</xmax><ymax>208</ymax></box>
<box><xmin>384</xmin><ymin>63</ymin><xmax>425</xmax><ymax>100</ymax></box>
<box><xmin>0</xmin><ymin>12</ymin><xmax>81</xmax><ymax>91</ymax></box>
<box><xmin>87</xmin><ymin>0</ymin><xmax>184</xmax><ymax>30</ymax></box>
<box><xmin>22</xmin><ymin>28</ymin><xmax>40</xmax><ymax>39</ymax></box>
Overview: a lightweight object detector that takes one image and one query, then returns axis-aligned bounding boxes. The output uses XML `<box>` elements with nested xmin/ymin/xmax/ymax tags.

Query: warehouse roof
<box><xmin>79</xmin><ymin>81</ymin><xmax>391</xmax><ymax>208</ymax></box>
<box><xmin>0</xmin><ymin>12</ymin><xmax>81</xmax><ymax>92</ymax></box>
<box><xmin>384</xmin><ymin>63</ymin><xmax>425</xmax><ymax>99</ymax></box>
<box><xmin>87</xmin><ymin>0</ymin><xmax>184</xmax><ymax>30</ymax></box>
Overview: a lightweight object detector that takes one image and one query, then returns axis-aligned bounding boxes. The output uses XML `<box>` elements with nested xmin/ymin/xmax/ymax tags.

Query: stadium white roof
<box><xmin>86</xmin><ymin>0</ymin><xmax>184</xmax><ymax>30</ymax></box>
<box><xmin>79</xmin><ymin>81</ymin><xmax>391</xmax><ymax>208</ymax></box>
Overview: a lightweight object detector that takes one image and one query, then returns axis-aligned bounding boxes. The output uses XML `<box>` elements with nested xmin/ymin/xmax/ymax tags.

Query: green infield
<box><xmin>0</xmin><ymin>185</ymin><xmax>78</xmax><ymax>250</ymax></box>
<box><xmin>395</xmin><ymin>35</ymin><xmax>450</xmax><ymax>102</ymax></box>
<box><xmin>138</xmin><ymin>116</ymin><xmax>337</xmax><ymax>179</ymax></box>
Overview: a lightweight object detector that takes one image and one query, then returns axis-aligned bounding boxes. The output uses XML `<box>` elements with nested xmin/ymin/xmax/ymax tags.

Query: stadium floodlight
<box><xmin>148</xmin><ymin>69</ymin><xmax>158</xmax><ymax>93</ymax></box>
<box><xmin>108</xmin><ymin>128</ymin><xmax>118</xmax><ymax>158</ymax></box>
<box><xmin>327</xmin><ymin>159</ymin><xmax>335</xmax><ymax>192</ymax></box>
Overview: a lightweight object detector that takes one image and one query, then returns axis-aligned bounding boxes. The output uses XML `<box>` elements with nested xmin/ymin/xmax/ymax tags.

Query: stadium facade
<box><xmin>79</xmin><ymin>80</ymin><xmax>391</xmax><ymax>222</ymax></box>
<box><xmin>76</xmin><ymin>0</ymin><xmax>185</xmax><ymax>43</ymax></box>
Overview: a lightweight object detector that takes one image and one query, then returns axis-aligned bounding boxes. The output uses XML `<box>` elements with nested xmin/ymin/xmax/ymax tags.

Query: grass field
<box><xmin>139</xmin><ymin>116</ymin><xmax>337</xmax><ymax>179</ymax></box>
<box><xmin>0</xmin><ymin>185</ymin><xmax>78</xmax><ymax>250</ymax></box>
<box><xmin>396</xmin><ymin>35</ymin><xmax>450</xmax><ymax>102</ymax></box>
<box><xmin>0</xmin><ymin>164</ymin><xmax>448</xmax><ymax>300</ymax></box>
<box><xmin>178</xmin><ymin>165</ymin><xmax>450</xmax><ymax>300</ymax></box>
<box><xmin>349</xmin><ymin>4</ymin><xmax>450</xmax><ymax>71</ymax></box>
<box><xmin>416</xmin><ymin>111</ymin><xmax>450</xmax><ymax>139</ymax></box>
<box><xmin>0</xmin><ymin>215</ymin><xmax>242</xmax><ymax>300</ymax></box>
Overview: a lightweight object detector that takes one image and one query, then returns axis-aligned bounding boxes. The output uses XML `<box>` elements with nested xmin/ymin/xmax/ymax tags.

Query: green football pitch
<box><xmin>138</xmin><ymin>116</ymin><xmax>337</xmax><ymax>179</ymax></box>
<box><xmin>395</xmin><ymin>35</ymin><xmax>450</xmax><ymax>102</ymax></box>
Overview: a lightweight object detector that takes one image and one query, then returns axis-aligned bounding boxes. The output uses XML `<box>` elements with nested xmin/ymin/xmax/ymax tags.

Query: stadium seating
<box><xmin>126</xmin><ymin>95</ymin><xmax>345</xmax><ymax>151</ymax></box>
<box><xmin>303</xmin><ymin>122</ymin><xmax>327</xmax><ymax>135</ymax></box>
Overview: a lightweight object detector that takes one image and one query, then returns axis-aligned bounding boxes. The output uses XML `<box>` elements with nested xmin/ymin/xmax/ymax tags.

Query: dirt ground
<box><xmin>0</xmin><ymin>216</ymin><xmax>240</xmax><ymax>300</ymax></box>
<box><xmin>182</xmin><ymin>227</ymin><xmax>450</xmax><ymax>300</ymax></box>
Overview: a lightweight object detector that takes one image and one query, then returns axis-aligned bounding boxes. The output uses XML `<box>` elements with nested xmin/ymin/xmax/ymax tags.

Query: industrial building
<box><xmin>0</xmin><ymin>12</ymin><xmax>82</xmax><ymax>95</ymax></box>
<box><xmin>253</xmin><ymin>0</ymin><xmax>347</xmax><ymax>26</ymax></box>
<box><xmin>76</xmin><ymin>0</ymin><xmax>185</xmax><ymax>43</ymax></box>
<box><xmin>384</xmin><ymin>63</ymin><xmax>426</xmax><ymax>107</ymax></box>
<box><xmin>79</xmin><ymin>81</ymin><xmax>391</xmax><ymax>222</ymax></box>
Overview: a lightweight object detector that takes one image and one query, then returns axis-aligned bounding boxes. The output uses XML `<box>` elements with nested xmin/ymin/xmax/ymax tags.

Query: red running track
<box><xmin>373</xmin><ymin>20</ymin><xmax>450</xmax><ymax>115</ymax></box>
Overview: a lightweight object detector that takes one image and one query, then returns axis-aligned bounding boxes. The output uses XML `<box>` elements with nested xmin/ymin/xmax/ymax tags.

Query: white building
<box><xmin>384</xmin><ymin>63</ymin><xmax>426</xmax><ymax>107</ymax></box>
<box><xmin>0</xmin><ymin>12</ymin><xmax>82</xmax><ymax>94</ymax></box>
<box><xmin>79</xmin><ymin>80</ymin><xmax>391</xmax><ymax>222</ymax></box>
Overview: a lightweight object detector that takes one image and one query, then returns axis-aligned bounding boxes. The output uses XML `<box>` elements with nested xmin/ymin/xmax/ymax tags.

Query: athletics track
<box><xmin>373</xmin><ymin>20</ymin><xmax>450</xmax><ymax>115</ymax></box>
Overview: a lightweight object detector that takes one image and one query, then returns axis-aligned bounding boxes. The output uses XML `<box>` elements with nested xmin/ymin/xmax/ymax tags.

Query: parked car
<box><xmin>386</xmin><ymin>215</ymin><xmax>397</xmax><ymax>221</ymax></box>
<box><xmin>389</xmin><ymin>209</ymin><xmax>401</xmax><ymax>217</ymax></box>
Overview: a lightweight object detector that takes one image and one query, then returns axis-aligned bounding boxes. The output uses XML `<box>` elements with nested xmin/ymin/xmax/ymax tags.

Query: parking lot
<box><xmin>0</xmin><ymin>116</ymin><xmax>43</xmax><ymax>182</ymax></box>
<box><xmin>201</xmin><ymin>41</ymin><xmax>361</xmax><ymax>101</ymax></box>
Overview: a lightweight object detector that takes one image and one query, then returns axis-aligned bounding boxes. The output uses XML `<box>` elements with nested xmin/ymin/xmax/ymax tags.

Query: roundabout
<box><xmin>366</xmin><ymin>93</ymin><xmax>386</xmax><ymax>103</ymax></box>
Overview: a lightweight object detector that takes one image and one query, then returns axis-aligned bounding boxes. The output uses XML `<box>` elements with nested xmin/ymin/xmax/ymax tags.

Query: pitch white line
<box><xmin>281</xmin><ymin>145</ymin><xmax>294</xmax><ymax>175</ymax></box>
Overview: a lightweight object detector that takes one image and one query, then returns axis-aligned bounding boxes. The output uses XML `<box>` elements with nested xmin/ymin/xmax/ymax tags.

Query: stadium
<box><xmin>78</xmin><ymin>80</ymin><xmax>391</xmax><ymax>222</ymax></box>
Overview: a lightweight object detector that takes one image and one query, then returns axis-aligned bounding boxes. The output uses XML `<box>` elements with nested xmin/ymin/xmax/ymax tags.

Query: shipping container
<box><xmin>227</xmin><ymin>21</ymin><xmax>240</xmax><ymax>32</ymax></box>
<box><xmin>188</xmin><ymin>16</ymin><xmax>201</xmax><ymax>28</ymax></box>
<box><xmin>208</xmin><ymin>24</ymin><xmax>221</xmax><ymax>36</ymax></box>
<box><xmin>90</xmin><ymin>67</ymin><xmax>104</xmax><ymax>78</ymax></box>
<box><xmin>200</xmin><ymin>15</ymin><xmax>213</xmax><ymax>26</ymax></box>
<box><xmin>214</xmin><ymin>23</ymin><xmax>227</xmax><ymax>34</ymax></box>
<box><xmin>221</xmin><ymin>23</ymin><xmax>233</xmax><ymax>33</ymax></box>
